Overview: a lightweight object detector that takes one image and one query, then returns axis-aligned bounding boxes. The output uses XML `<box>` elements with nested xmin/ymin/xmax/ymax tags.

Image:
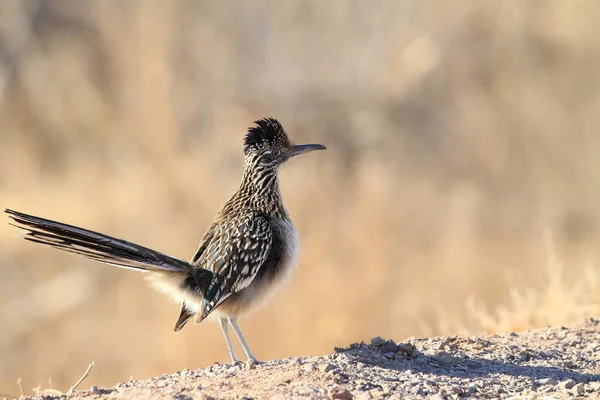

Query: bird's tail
<box><xmin>5</xmin><ymin>209</ymin><xmax>193</xmax><ymax>274</ymax></box>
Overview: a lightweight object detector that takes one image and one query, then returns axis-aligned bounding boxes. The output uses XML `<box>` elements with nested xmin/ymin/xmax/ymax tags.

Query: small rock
<box><xmin>558</xmin><ymin>379</ymin><xmax>576</xmax><ymax>390</ymax></box>
<box><xmin>380</xmin><ymin>341</ymin><xmax>399</xmax><ymax>353</ymax></box>
<box><xmin>411</xmin><ymin>385</ymin><xmax>426</xmax><ymax>396</ymax></box>
<box><xmin>571</xmin><ymin>383</ymin><xmax>585</xmax><ymax>395</ymax></box>
<box><xmin>320</xmin><ymin>363</ymin><xmax>336</xmax><ymax>373</ymax></box>
<box><xmin>537</xmin><ymin>378</ymin><xmax>558</xmax><ymax>386</ymax></box>
<box><xmin>334</xmin><ymin>372</ymin><xmax>349</xmax><ymax>384</ymax></box>
<box><xmin>509</xmin><ymin>332</ymin><xmax>518</xmax><ymax>337</ymax></box>
<box><xmin>449</xmin><ymin>385</ymin><xmax>463</xmax><ymax>395</ymax></box>
<box><xmin>304</xmin><ymin>363</ymin><xmax>317</xmax><ymax>373</ymax></box>
<box><xmin>396</xmin><ymin>342</ymin><xmax>416</xmax><ymax>356</ymax></box>
<box><xmin>329</xmin><ymin>386</ymin><xmax>353</xmax><ymax>400</ymax></box>
<box><xmin>562</xmin><ymin>361</ymin><xmax>578</xmax><ymax>369</ymax></box>
<box><xmin>434</xmin><ymin>352</ymin><xmax>455</xmax><ymax>366</ymax></box>
<box><xmin>354</xmin><ymin>392</ymin><xmax>372</xmax><ymax>400</ymax></box>
<box><xmin>465</xmin><ymin>386</ymin><xmax>478</xmax><ymax>396</ymax></box>
<box><xmin>516</xmin><ymin>351</ymin><xmax>530</xmax><ymax>362</ymax></box>
<box><xmin>370</xmin><ymin>336</ymin><xmax>385</xmax><ymax>346</ymax></box>
<box><xmin>436</xmin><ymin>339</ymin><xmax>457</xmax><ymax>351</ymax></box>
<box><xmin>90</xmin><ymin>386</ymin><xmax>100</xmax><ymax>394</ymax></box>
<box><xmin>585</xmin><ymin>343</ymin><xmax>599</xmax><ymax>352</ymax></box>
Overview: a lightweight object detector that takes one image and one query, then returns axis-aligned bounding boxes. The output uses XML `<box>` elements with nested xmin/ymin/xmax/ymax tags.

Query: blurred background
<box><xmin>2</xmin><ymin>0</ymin><xmax>600</xmax><ymax>396</ymax></box>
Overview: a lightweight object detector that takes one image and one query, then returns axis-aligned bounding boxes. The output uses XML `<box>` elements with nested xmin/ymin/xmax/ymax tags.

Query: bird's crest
<box><xmin>243</xmin><ymin>118</ymin><xmax>291</xmax><ymax>153</ymax></box>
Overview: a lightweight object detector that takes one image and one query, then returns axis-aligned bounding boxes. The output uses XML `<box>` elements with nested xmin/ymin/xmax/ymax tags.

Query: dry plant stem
<box><xmin>16</xmin><ymin>379</ymin><xmax>23</xmax><ymax>397</ymax></box>
<box><xmin>6</xmin><ymin>363</ymin><xmax>94</xmax><ymax>399</ymax></box>
<box><xmin>67</xmin><ymin>362</ymin><xmax>94</xmax><ymax>395</ymax></box>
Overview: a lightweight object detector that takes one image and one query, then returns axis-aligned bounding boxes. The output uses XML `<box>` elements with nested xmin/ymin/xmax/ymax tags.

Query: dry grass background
<box><xmin>1</xmin><ymin>0</ymin><xmax>600</xmax><ymax>396</ymax></box>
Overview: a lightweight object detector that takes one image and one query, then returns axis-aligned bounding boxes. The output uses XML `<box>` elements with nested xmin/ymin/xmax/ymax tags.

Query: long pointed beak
<box><xmin>287</xmin><ymin>144</ymin><xmax>327</xmax><ymax>158</ymax></box>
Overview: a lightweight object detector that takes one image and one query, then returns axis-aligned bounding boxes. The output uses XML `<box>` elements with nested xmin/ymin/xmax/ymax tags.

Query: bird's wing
<box><xmin>195</xmin><ymin>213</ymin><xmax>272</xmax><ymax>321</ymax></box>
<box><xmin>190</xmin><ymin>221</ymin><xmax>218</xmax><ymax>264</ymax></box>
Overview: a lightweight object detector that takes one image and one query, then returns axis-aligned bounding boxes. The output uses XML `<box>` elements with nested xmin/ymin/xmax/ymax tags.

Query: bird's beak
<box><xmin>286</xmin><ymin>144</ymin><xmax>327</xmax><ymax>158</ymax></box>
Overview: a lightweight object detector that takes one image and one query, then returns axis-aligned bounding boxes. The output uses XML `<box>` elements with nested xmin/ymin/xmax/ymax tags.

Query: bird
<box><xmin>5</xmin><ymin>117</ymin><xmax>326</xmax><ymax>364</ymax></box>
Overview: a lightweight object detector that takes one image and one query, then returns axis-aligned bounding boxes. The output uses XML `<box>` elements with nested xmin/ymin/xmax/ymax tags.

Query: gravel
<box><xmin>19</xmin><ymin>318</ymin><xmax>600</xmax><ymax>400</ymax></box>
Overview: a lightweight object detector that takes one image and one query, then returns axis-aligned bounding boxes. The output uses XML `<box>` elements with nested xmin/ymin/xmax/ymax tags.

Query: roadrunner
<box><xmin>5</xmin><ymin>118</ymin><xmax>325</xmax><ymax>363</ymax></box>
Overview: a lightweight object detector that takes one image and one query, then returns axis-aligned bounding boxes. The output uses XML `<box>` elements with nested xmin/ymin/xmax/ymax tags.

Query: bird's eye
<box><xmin>271</xmin><ymin>149</ymin><xmax>281</xmax><ymax>157</ymax></box>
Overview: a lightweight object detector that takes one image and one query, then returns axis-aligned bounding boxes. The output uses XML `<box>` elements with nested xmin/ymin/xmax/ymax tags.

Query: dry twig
<box><xmin>16</xmin><ymin>379</ymin><xmax>23</xmax><ymax>398</ymax></box>
<box><xmin>67</xmin><ymin>362</ymin><xmax>95</xmax><ymax>395</ymax></box>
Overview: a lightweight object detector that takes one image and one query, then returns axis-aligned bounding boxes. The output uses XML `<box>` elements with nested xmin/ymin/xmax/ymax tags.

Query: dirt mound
<box><xmin>21</xmin><ymin>319</ymin><xmax>600</xmax><ymax>399</ymax></box>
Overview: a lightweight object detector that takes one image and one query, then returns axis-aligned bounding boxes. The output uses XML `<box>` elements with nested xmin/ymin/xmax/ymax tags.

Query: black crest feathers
<box><xmin>243</xmin><ymin>118</ymin><xmax>289</xmax><ymax>153</ymax></box>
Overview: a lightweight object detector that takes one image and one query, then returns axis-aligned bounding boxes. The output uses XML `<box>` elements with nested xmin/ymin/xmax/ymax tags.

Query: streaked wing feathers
<box><xmin>195</xmin><ymin>213</ymin><xmax>272</xmax><ymax>321</ymax></box>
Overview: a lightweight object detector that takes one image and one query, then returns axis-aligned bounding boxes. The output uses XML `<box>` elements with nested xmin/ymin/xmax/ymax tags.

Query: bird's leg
<box><xmin>229</xmin><ymin>317</ymin><xmax>260</xmax><ymax>363</ymax></box>
<box><xmin>218</xmin><ymin>317</ymin><xmax>238</xmax><ymax>363</ymax></box>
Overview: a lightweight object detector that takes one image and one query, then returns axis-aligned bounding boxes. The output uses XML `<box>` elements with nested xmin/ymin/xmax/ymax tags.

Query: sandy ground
<box><xmin>15</xmin><ymin>319</ymin><xmax>600</xmax><ymax>400</ymax></box>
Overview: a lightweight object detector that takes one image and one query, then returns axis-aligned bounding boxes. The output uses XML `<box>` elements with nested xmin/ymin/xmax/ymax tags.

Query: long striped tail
<box><xmin>5</xmin><ymin>209</ymin><xmax>192</xmax><ymax>273</ymax></box>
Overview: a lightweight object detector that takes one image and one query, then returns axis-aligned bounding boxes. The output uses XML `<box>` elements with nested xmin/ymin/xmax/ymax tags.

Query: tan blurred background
<box><xmin>2</xmin><ymin>0</ymin><xmax>600</xmax><ymax>396</ymax></box>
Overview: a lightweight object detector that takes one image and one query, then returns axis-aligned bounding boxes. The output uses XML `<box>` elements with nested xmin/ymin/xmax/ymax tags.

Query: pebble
<box><xmin>537</xmin><ymin>378</ymin><xmax>558</xmax><ymax>386</ymax></box>
<box><xmin>589</xmin><ymin>381</ymin><xmax>600</xmax><ymax>390</ymax></box>
<box><xmin>516</xmin><ymin>350</ymin><xmax>530</xmax><ymax>362</ymax></box>
<box><xmin>465</xmin><ymin>386</ymin><xmax>478</xmax><ymax>396</ymax></box>
<box><xmin>558</xmin><ymin>379</ymin><xmax>576</xmax><ymax>390</ymax></box>
<box><xmin>370</xmin><ymin>336</ymin><xmax>385</xmax><ymax>346</ymax></box>
<box><xmin>396</xmin><ymin>342</ymin><xmax>416</xmax><ymax>356</ymax></box>
<box><xmin>354</xmin><ymin>392</ymin><xmax>372</xmax><ymax>400</ymax></box>
<box><xmin>329</xmin><ymin>386</ymin><xmax>353</xmax><ymax>400</ymax></box>
<box><xmin>449</xmin><ymin>385</ymin><xmax>463</xmax><ymax>395</ymax></box>
<box><xmin>320</xmin><ymin>363</ymin><xmax>336</xmax><ymax>373</ymax></box>
<box><xmin>571</xmin><ymin>383</ymin><xmax>585</xmax><ymax>395</ymax></box>
<box><xmin>304</xmin><ymin>363</ymin><xmax>317</xmax><ymax>373</ymax></box>
<box><xmin>380</xmin><ymin>341</ymin><xmax>399</xmax><ymax>354</ymax></box>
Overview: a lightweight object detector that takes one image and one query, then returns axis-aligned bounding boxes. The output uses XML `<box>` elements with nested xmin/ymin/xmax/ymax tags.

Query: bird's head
<box><xmin>243</xmin><ymin>118</ymin><xmax>326</xmax><ymax>169</ymax></box>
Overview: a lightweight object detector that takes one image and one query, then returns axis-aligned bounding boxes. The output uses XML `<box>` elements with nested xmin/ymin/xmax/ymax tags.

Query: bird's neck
<box><xmin>224</xmin><ymin>164</ymin><xmax>289</xmax><ymax>220</ymax></box>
